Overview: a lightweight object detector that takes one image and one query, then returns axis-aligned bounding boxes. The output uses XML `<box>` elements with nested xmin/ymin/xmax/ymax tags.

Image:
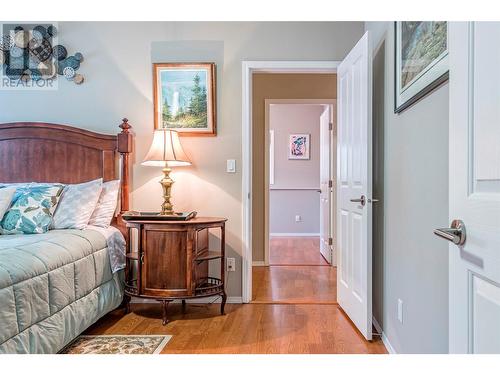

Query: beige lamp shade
<box><xmin>142</xmin><ymin>129</ymin><xmax>191</xmax><ymax>167</ymax></box>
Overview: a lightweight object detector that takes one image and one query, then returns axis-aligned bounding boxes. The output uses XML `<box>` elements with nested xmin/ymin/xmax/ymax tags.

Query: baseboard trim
<box><xmin>270</xmin><ymin>233</ymin><xmax>320</xmax><ymax>237</ymax></box>
<box><xmin>252</xmin><ymin>261</ymin><xmax>268</xmax><ymax>266</ymax></box>
<box><xmin>372</xmin><ymin>317</ymin><xmax>396</xmax><ymax>354</ymax></box>
<box><xmin>131</xmin><ymin>296</ymin><xmax>243</xmax><ymax>304</ymax></box>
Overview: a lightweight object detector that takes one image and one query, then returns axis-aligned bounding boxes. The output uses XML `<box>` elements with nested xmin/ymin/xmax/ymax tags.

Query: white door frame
<box><xmin>265</xmin><ymin>99</ymin><xmax>336</xmax><ymax>266</ymax></box>
<box><xmin>241</xmin><ymin>60</ymin><xmax>340</xmax><ymax>303</ymax></box>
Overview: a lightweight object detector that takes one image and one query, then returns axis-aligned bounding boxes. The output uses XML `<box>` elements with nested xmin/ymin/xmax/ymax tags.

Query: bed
<box><xmin>0</xmin><ymin>120</ymin><xmax>133</xmax><ymax>354</ymax></box>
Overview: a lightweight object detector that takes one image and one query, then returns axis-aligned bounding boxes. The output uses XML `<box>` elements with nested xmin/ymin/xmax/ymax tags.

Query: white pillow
<box><xmin>0</xmin><ymin>187</ymin><xmax>16</xmax><ymax>222</ymax></box>
<box><xmin>52</xmin><ymin>178</ymin><xmax>103</xmax><ymax>230</ymax></box>
<box><xmin>88</xmin><ymin>180</ymin><xmax>120</xmax><ymax>228</ymax></box>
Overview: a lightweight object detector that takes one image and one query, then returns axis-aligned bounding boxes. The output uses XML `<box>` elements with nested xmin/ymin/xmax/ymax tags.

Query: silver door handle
<box><xmin>433</xmin><ymin>219</ymin><xmax>466</xmax><ymax>246</ymax></box>
<box><xmin>350</xmin><ymin>195</ymin><xmax>366</xmax><ymax>206</ymax></box>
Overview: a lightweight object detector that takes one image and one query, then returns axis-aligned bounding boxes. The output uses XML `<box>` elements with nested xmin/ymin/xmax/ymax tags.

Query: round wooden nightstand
<box><xmin>123</xmin><ymin>217</ymin><xmax>228</xmax><ymax>325</ymax></box>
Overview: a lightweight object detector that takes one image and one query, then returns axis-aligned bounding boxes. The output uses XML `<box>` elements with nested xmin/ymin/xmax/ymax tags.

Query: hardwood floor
<box><xmin>269</xmin><ymin>236</ymin><xmax>328</xmax><ymax>265</ymax></box>
<box><xmin>252</xmin><ymin>266</ymin><xmax>337</xmax><ymax>304</ymax></box>
<box><xmin>84</xmin><ymin>237</ymin><xmax>386</xmax><ymax>354</ymax></box>
<box><xmin>85</xmin><ymin>303</ymin><xmax>386</xmax><ymax>354</ymax></box>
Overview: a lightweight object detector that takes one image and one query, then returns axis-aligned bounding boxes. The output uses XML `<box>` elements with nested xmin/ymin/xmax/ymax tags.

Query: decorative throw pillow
<box><xmin>52</xmin><ymin>178</ymin><xmax>103</xmax><ymax>229</ymax></box>
<box><xmin>0</xmin><ymin>183</ymin><xmax>33</xmax><ymax>202</ymax></box>
<box><xmin>0</xmin><ymin>187</ymin><xmax>16</xmax><ymax>222</ymax></box>
<box><xmin>0</xmin><ymin>184</ymin><xmax>64</xmax><ymax>234</ymax></box>
<box><xmin>88</xmin><ymin>180</ymin><xmax>120</xmax><ymax>228</ymax></box>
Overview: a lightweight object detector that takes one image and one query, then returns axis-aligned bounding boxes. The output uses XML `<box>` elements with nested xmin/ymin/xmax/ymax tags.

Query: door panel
<box><xmin>471</xmin><ymin>274</ymin><xmax>500</xmax><ymax>354</ymax></box>
<box><xmin>142</xmin><ymin>227</ymin><xmax>189</xmax><ymax>297</ymax></box>
<box><xmin>336</xmin><ymin>31</ymin><xmax>373</xmax><ymax>340</ymax></box>
<box><xmin>448</xmin><ymin>22</ymin><xmax>500</xmax><ymax>353</ymax></box>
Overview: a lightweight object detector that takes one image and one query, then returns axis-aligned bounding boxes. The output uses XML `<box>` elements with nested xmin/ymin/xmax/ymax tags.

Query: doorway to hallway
<box><xmin>253</xmin><ymin>100</ymin><xmax>337</xmax><ymax>305</ymax></box>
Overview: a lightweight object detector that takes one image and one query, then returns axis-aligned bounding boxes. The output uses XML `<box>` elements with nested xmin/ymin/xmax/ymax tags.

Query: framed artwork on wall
<box><xmin>153</xmin><ymin>62</ymin><xmax>216</xmax><ymax>136</ymax></box>
<box><xmin>394</xmin><ymin>21</ymin><xmax>449</xmax><ymax>113</ymax></box>
<box><xmin>288</xmin><ymin>133</ymin><xmax>310</xmax><ymax>160</ymax></box>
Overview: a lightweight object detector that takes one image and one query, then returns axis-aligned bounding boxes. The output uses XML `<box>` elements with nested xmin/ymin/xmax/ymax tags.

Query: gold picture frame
<box><xmin>153</xmin><ymin>62</ymin><xmax>216</xmax><ymax>136</ymax></box>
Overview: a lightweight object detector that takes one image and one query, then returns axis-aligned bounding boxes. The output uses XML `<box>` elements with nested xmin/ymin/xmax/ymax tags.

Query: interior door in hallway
<box><xmin>445</xmin><ymin>22</ymin><xmax>500</xmax><ymax>353</ymax></box>
<box><xmin>319</xmin><ymin>105</ymin><xmax>332</xmax><ymax>264</ymax></box>
<box><xmin>336</xmin><ymin>31</ymin><xmax>373</xmax><ymax>340</ymax></box>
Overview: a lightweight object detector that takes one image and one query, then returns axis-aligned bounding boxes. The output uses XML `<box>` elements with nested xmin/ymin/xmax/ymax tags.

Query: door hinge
<box><xmin>329</xmin><ymin>122</ymin><xmax>333</xmax><ymax>131</ymax></box>
<box><xmin>328</xmin><ymin>237</ymin><xmax>333</xmax><ymax>246</ymax></box>
<box><xmin>328</xmin><ymin>180</ymin><xmax>333</xmax><ymax>188</ymax></box>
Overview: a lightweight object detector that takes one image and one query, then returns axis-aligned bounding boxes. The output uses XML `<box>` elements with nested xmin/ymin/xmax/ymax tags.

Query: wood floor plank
<box><xmin>252</xmin><ymin>266</ymin><xmax>337</xmax><ymax>304</ymax></box>
<box><xmin>85</xmin><ymin>304</ymin><xmax>386</xmax><ymax>354</ymax></box>
<box><xmin>269</xmin><ymin>236</ymin><xmax>329</xmax><ymax>265</ymax></box>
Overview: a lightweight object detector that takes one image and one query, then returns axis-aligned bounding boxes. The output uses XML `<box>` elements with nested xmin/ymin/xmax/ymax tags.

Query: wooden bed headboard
<box><xmin>0</xmin><ymin>119</ymin><xmax>133</xmax><ymax>233</ymax></box>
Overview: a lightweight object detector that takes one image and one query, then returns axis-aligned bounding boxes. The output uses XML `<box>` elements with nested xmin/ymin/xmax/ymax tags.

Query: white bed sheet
<box><xmin>87</xmin><ymin>225</ymin><xmax>126</xmax><ymax>273</ymax></box>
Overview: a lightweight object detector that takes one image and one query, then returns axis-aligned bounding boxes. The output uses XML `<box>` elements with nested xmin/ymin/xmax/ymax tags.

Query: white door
<box><xmin>443</xmin><ymin>22</ymin><xmax>500</xmax><ymax>353</ymax></box>
<box><xmin>319</xmin><ymin>105</ymin><xmax>332</xmax><ymax>264</ymax></box>
<box><xmin>337</xmin><ymin>31</ymin><xmax>373</xmax><ymax>340</ymax></box>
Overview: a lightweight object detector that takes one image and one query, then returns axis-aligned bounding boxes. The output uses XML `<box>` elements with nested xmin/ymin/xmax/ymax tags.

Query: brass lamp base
<box><xmin>159</xmin><ymin>166</ymin><xmax>175</xmax><ymax>215</ymax></box>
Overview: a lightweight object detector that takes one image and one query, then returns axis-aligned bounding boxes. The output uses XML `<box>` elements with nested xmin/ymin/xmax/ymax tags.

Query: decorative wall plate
<box><xmin>10</xmin><ymin>45</ymin><xmax>23</xmax><ymax>58</ymax></box>
<box><xmin>73</xmin><ymin>73</ymin><xmax>84</xmax><ymax>84</ymax></box>
<box><xmin>74</xmin><ymin>52</ymin><xmax>83</xmax><ymax>62</ymax></box>
<box><xmin>29</xmin><ymin>29</ymin><xmax>43</xmax><ymax>48</ymax></box>
<box><xmin>13</xmin><ymin>31</ymin><xmax>28</xmax><ymax>48</ymax></box>
<box><xmin>30</xmin><ymin>38</ymin><xmax>52</xmax><ymax>62</ymax></box>
<box><xmin>63</xmin><ymin>66</ymin><xmax>75</xmax><ymax>79</ymax></box>
<box><xmin>47</xmin><ymin>25</ymin><xmax>57</xmax><ymax>37</ymax></box>
<box><xmin>30</xmin><ymin>69</ymin><xmax>42</xmax><ymax>81</ymax></box>
<box><xmin>53</xmin><ymin>44</ymin><xmax>67</xmax><ymax>61</ymax></box>
<box><xmin>1</xmin><ymin>23</ymin><xmax>85</xmax><ymax>85</ymax></box>
<box><xmin>33</xmin><ymin>25</ymin><xmax>47</xmax><ymax>38</ymax></box>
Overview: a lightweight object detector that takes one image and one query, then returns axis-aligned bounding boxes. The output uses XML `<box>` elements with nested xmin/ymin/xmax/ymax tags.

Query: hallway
<box><xmin>269</xmin><ymin>236</ymin><xmax>329</xmax><ymax>265</ymax></box>
<box><xmin>253</xmin><ymin>236</ymin><xmax>336</xmax><ymax>304</ymax></box>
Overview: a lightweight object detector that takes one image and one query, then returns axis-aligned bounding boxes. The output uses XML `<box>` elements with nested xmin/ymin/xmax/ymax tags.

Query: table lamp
<box><xmin>142</xmin><ymin>129</ymin><xmax>191</xmax><ymax>215</ymax></box>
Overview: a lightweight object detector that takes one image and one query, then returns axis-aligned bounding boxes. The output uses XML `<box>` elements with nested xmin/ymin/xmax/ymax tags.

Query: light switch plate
<box><xmin>226</xmin><ymin>159</ymin><xmax>236</xmax><ymax>173</ymax></box>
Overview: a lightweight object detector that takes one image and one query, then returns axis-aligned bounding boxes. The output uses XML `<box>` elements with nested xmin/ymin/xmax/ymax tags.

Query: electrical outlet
<box><xmin>397</xmin><ymin>299</ymin><xmax>404</xmax><ymax>324</ymax></box>
<box><xmin>226</xmin><ymin>257</ymin><xmax>236</xmax><ymax>272</ymax></box>
<box><xmin>295</xmin><ymin>215</ymin><xmax>302</xmax><ymax>222</ymax></box>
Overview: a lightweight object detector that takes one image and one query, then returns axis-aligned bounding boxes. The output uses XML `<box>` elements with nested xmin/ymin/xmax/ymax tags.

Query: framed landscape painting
<box><xmin>394</xmin><ymin>22</ymin><xmax>449</xmax><ymax>113</ymax></box>
<box><xmin>153</xmin><ymin>63</ymin><xmax>216</xmax><ymax>136</ymax></box>
<box><xmin>288</xmin><ymin>134</ymin><xmax>310</xmax><ymax>160</ymax></box>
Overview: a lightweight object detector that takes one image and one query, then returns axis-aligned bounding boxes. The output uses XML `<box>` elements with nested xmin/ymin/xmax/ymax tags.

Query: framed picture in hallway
<box><xmin>394</xmin><ymin>21</ymin><xmax>449</xmax><ymax>113</ymax></box>
<box><xmin>288</xmin><ymin>133</ymin><xmax>310</xmax><ymax>160</ymax></box>
<box><xmin>153</xmin><ymin>62</ymin><xmax>216</xmax><ymax>136</ymax></box>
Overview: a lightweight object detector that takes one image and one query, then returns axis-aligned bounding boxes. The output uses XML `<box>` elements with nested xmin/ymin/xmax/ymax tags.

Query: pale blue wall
<box><xmin>366</xmin><ymin>21</ymin><xmax>449</xmax><ymax>353</ymax></box>
<box><xmin>0</xmin><ymin>21</ymin><xmax>365</xmax><ymax>297</ymax></box>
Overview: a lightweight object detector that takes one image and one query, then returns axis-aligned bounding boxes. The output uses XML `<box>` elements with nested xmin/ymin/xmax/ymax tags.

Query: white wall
<box><xmin>0</xmin><ymin>21</ymin><xmax>365</xmax><ymax>297</ymax></box>
<box><xmin>269</xmin><ymin>104</ymin><xmax>324</xmax><ymax>235</ymax></box>
<box><xmin>365</xmin><ymin>22</ymin><xmax>449</xmax><ymax>353</ymax></box>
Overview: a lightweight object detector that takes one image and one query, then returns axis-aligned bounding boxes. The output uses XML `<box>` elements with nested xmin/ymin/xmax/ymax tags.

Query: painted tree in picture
<box><xmin>161</xmin><ymin>69</ymin><xmax>208</xmax><ymax>129</ymax></box>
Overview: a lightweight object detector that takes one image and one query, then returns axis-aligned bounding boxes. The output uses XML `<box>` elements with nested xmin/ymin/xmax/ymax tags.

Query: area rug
<box><xmin>59</xmin><ymin>335</ymin><xmax>172</xmax><ymax>354</ymax></box>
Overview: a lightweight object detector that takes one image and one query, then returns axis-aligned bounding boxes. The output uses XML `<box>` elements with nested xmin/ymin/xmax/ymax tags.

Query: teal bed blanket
<box><xmin>0</xmin><ymin>229</ymin><xmax>124</xmax><ymax>354</ymax></box>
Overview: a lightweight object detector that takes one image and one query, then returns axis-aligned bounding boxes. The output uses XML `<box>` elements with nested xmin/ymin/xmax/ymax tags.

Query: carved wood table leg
<box><xmin>220</xmin><ymin>291</ymin><xmax>227</xmax><ymax>315</ymax></box>
<box><xmin>161</xmin><ymin>300</ymin><xmax>172</xmax><ymax>325</ymax></box>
